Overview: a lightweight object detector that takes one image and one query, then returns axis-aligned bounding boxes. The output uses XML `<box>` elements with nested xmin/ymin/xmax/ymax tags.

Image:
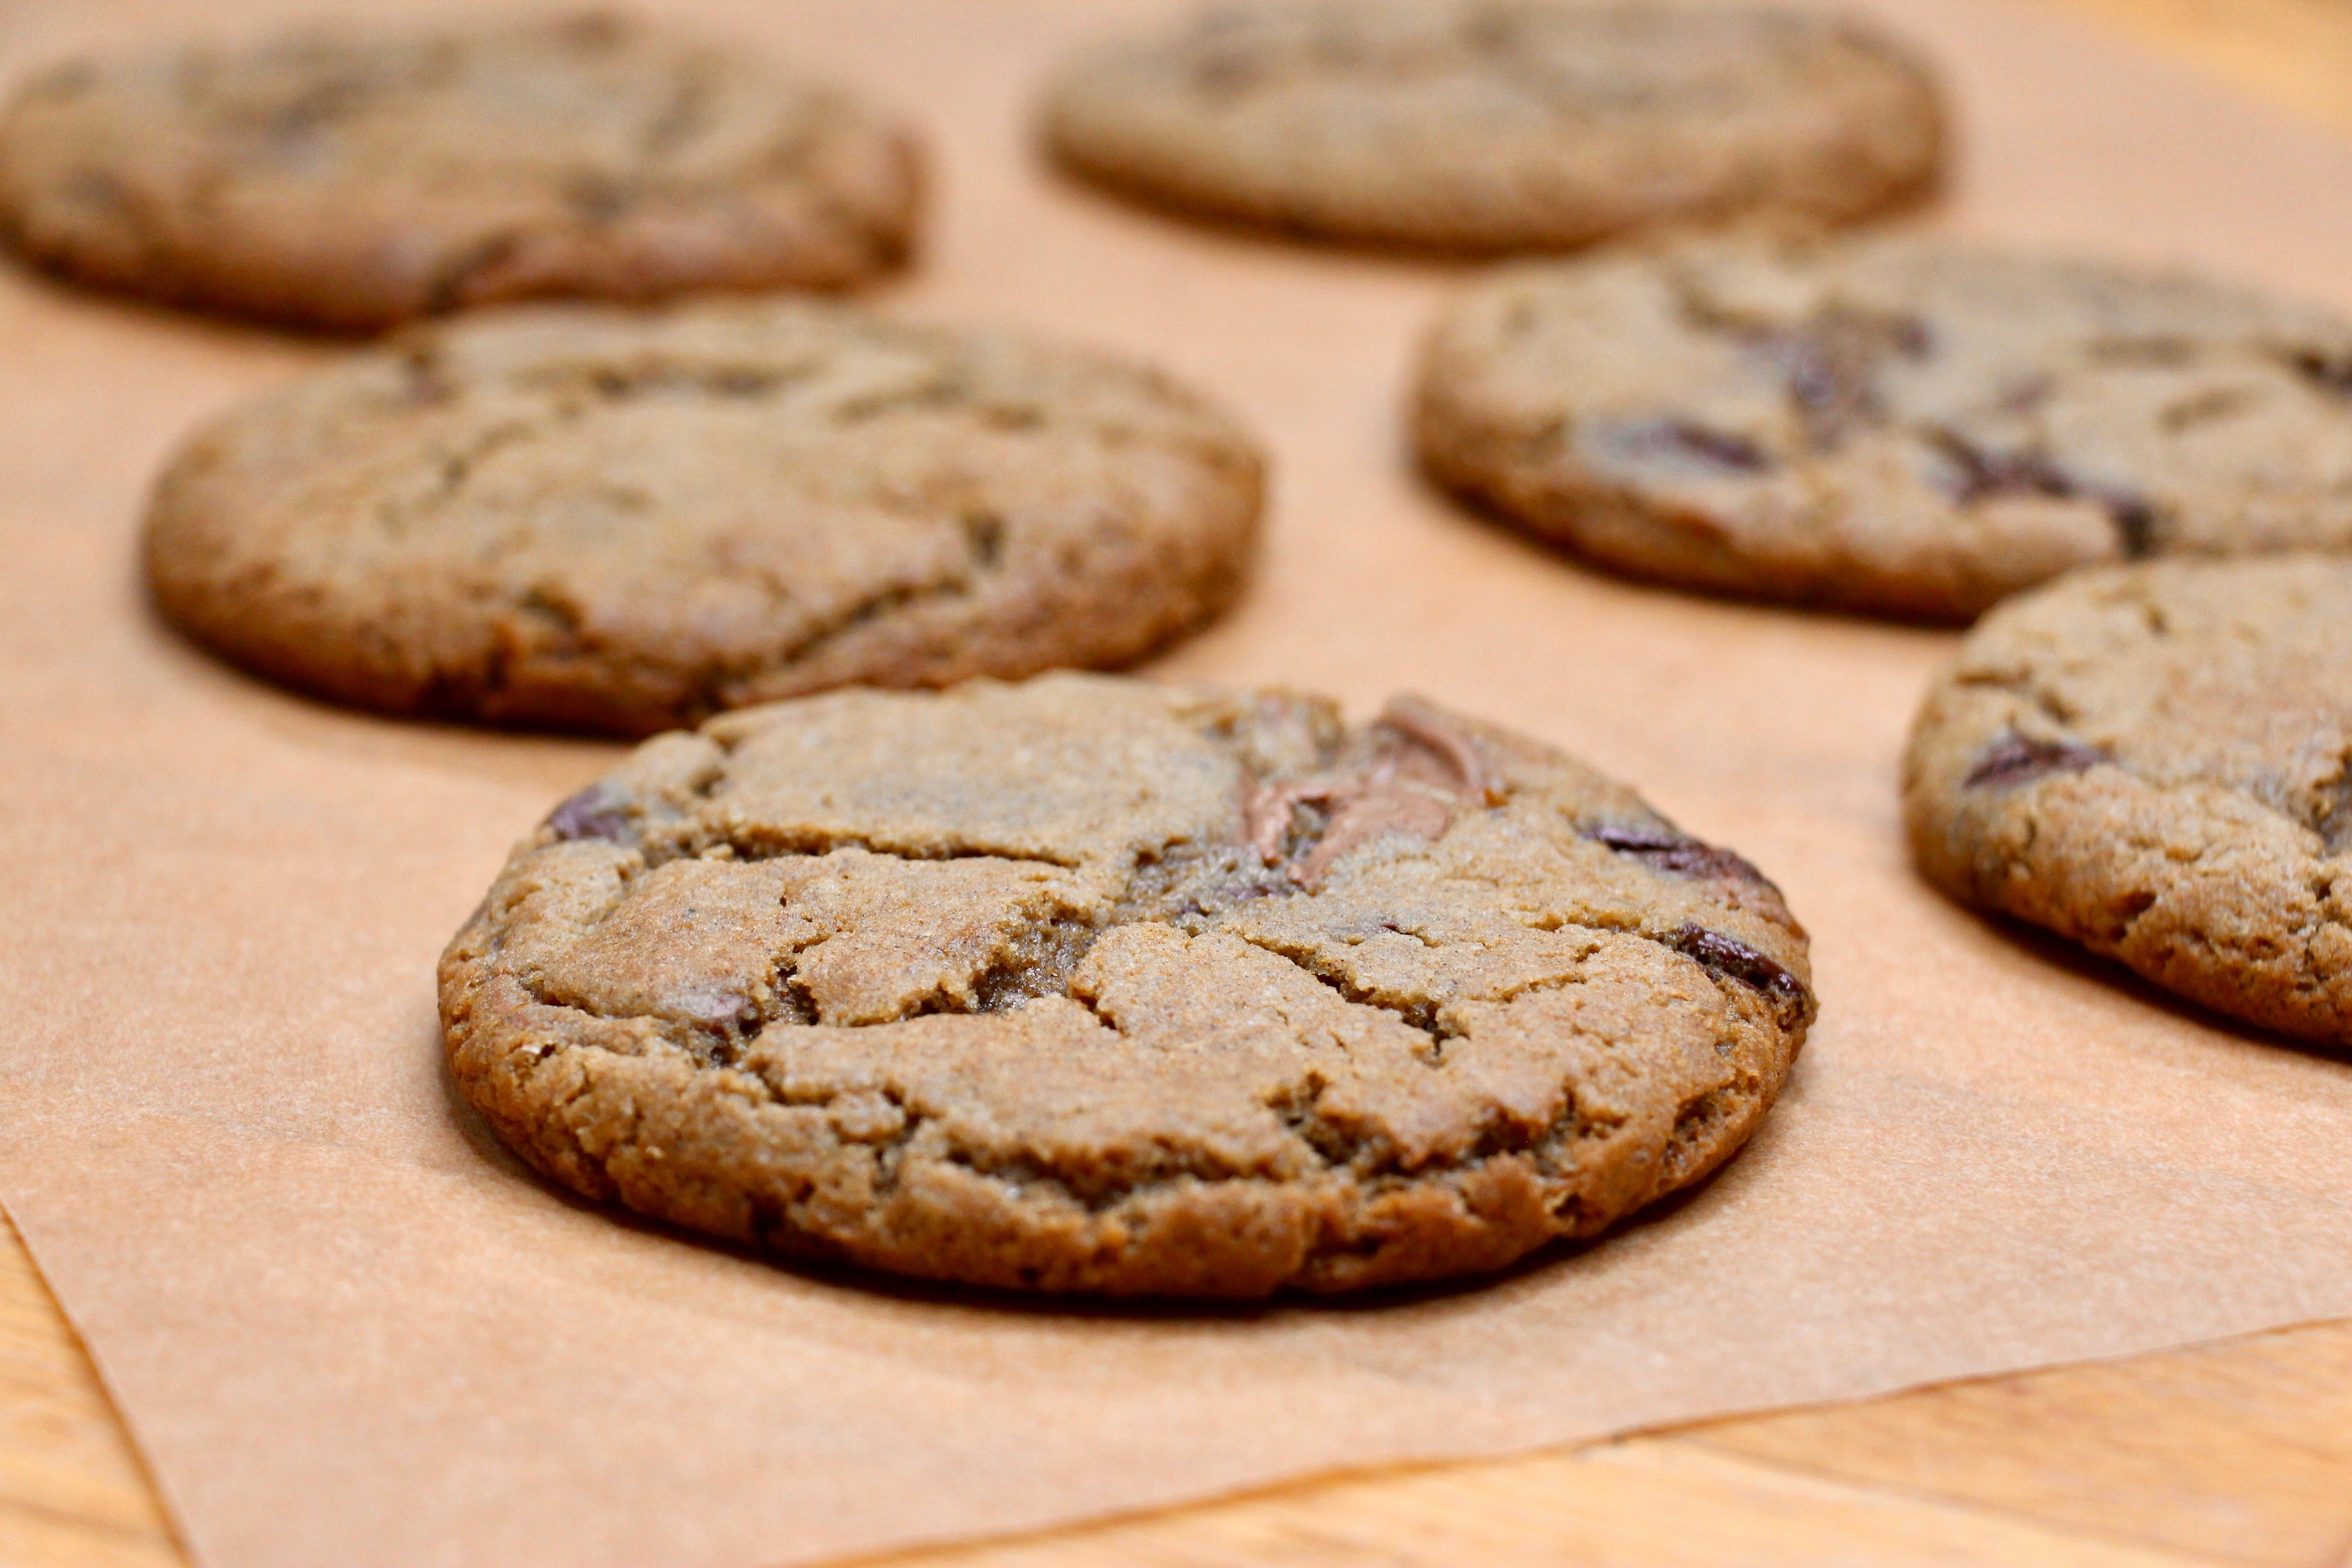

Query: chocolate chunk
<box><xmin>546</xmin><ymin>783</ymin><xmax>635</xmax><ymax>843</ymax></box>
<box><xmin>1376</xmin><ymin>696</ymin><xmax>1500</xmax><ymax>804</ymax></box>
<box><xmin>1598</xmin><ymin>417</ymin><xmax>1771</xmax><ymax>474</ymax></box>
<box><xmin>1241</xmin><ymin>775</ymin><xmax>1329</xmax><ymax>863</ymax></box>
<box><xmin>1668</xmin><ymin>923</ymin><xmax>1811</xmax><ymax>1016</ymax></box>
<box><xmin>2318</xmin><ymin>769</ymin><xmax>2352</xmax><ymax>855</ymax></box>
<box><xmin>2289</xmin><ymin>350</ymin><xmax>2352</xmax><ymax>396</ymax></box>
<box><xmin>1589</xmin><ymin>823</ymin><xmax>1799</xmax><ymax>932</ymax></box>
<box><xmin>1242</xmin><ymin>767</ymin><xmax>1454</xmax><ymax>887</ymax></box>
<box><xmin>1932</xmin><ymin>431</ymin><xmax>2073</xmax><ymax>505</ymax></box>
<box><xmin>1294</xmin><ymin>789</ymin><xmax>1452</xmax><ymax>885</ymax></box>
<box><xmin>1588</xmin><ymin>824</ymin><xmax>1773</xmax><ymax>888</ymax></box>
<box><xmin>1242</xmin><ymin>700</ymin><xmax>1496</xmax><ymax>887</ymax></box>
<box><xmin>1962</xmin><ymin>732</ymin><xmax>2109</xmax><ymax>790</ymax></box>
<box><xmin>1931</xmin><ymin>432</ymin><xmax>2160</xmax><ymax>555</ymax></box>
<box><xmin>672</xmin><ymin>984</ymin><xmax>764</xmax><ymax>1040</ymax></box>
<box><xmin>2107</xmin><ymin>495</ymin><xmax>2157</xmax><ymax>557</ymax></box>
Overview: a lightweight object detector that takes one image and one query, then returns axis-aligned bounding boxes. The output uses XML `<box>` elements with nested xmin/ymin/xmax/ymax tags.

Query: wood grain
<box><xmin>0</xmin><ymin>1214</ymin><xmax>179</xmax><ymax>1568</ymax></box>
<box><xmin>8</xmin><ymin>3</ymin><xmax>2352</xmax><ymax>1564</ymax></box>
<box><xmin>10</xmin><ymin>1197</ymin><xmax>2352</xmax><ymax>1568</ymax></box>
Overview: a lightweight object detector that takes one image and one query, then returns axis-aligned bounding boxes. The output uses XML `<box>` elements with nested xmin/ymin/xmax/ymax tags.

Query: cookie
<box><xmin>1417</xmin><ymin>237</ymin><xmax>2352</xmax><ymax>619</ymax></box>
<box><xmin>1041</xmin><ymin>0</ymin><xmax>1941</xmax><ymax>254</ymax></box>
<box><xmin>440</xmin><ymin>674</ymin><xmax>1816</xmax><ymax>1296</ymax></box>
<box><xmin>0</xmin><ymin>14</ymin><xmax>919</xmax><ymax>331</ymax></box>
<box><xmin>144</xmin><ymin>299</ymin><xmax>1263</xmax><ymax>735</ymax></box>
<box><xmin>1905</xmin><ymin>557</ymin><xmax>2352</xmax><ymax>1044</ymax></box>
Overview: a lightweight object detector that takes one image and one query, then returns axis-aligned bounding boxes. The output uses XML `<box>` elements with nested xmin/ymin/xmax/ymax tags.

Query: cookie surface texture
<box><xmin>1418</xmin><ymin>239</ymin><xmax>2352</xmax><ymax>618</ymax></box>
<box><xmin>0</xmin><ymin>14</ymin><xmax>919</xmax><ymax>329</ymax></box>
<box><xmin>441</xmin><ymin>675</ymin><xmax>1816</xmax><ymax>1296</ymax></box>
<box><xmin>1043</xmin><ymin>0</ymin><xmax>1941</xmax><ymax>253</ymax></box>
<box><xmin>1905</xmin><ymin>557</ymin><xmax>2352</xmax><ymax>1043</ymax></box>
<box><xmin>145</xmin><ymin>300</ymin><xmax>1264</xmax><ymax>735</ymax></box>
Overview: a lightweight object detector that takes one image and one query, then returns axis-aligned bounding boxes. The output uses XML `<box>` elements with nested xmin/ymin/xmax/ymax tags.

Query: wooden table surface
<box><xmin>9</xmin><ymin>3</ymin><xmax>2352</xmax><ymax>1564</ymax></box>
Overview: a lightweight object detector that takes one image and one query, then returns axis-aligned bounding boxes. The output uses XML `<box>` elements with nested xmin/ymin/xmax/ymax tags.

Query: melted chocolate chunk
<box><xmin>546</xmin><ymin>783</ymin><xmax>635</xmax><ymax>843</ymax></box>
<box><xmin>1378</xmin><ymin>696</ymin><xmax>1499</xmax><ymax>804</ymax></box>
<box><xmin>1963</xmin><ymin>732</ymin><xmax>2110</xmax><ymax>790</ymax></box>
<box><xmin>1668</xmin><ymin>924</ymin><xmax>1810</xmax><ymax>1017</ymax></box>
<box><xmin>1241</xmin><ymin>700</ymin><xmax>1495</xmax><ymax>888</ymax></box>
<box><xmin>1295</xmin><ymin>789</ymin><xmax>1451</xmax><ymax>885</ymax></box>
<box><xmin>1599</xmin><ymin>418</ymin><xmax>1771</xmax><ymax>474</ymax></box>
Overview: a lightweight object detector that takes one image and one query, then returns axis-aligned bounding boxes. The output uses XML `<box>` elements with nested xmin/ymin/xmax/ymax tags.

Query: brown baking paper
<box><xmin>5</xmin><ymin>1</ymin><xmax>2352</xmax><ymax>1565</ymax></box>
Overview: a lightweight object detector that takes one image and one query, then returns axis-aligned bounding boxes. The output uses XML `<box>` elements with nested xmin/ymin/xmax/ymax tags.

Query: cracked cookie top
<box><xmin>0</xmin><ymin>13</ymin><xmax>920</xmax><ymax>330</ymax></box>
<box><xmin>440</xmin><ymin>674</ymin><xmax>1815</xmax><ymax>1296</ymax></box>
<box><xmin>1417</xmin><ymin>237</ymin><xmax>2352</xmax><ymax>619</ymax></box>
<box><xmin>1042</xmin><ymin>0</ymin><xmax>1941</xmax><ymax>253</ymax></box>
<box><xmin>143</xmin><ymin>298</ymin><xmax>1264</xmax><ymax>735</ymax></box>
<box><xmin>1905</xmin><ymin>556</ymin><xmax>2352</xmax><ymax>1044</ymax></box>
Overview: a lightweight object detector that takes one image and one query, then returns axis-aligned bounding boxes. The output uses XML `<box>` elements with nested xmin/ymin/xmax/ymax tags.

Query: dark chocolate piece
<box><xmin>1587</xmin><ymin>824</ymin><xmax>1774</xmax><ymax>889</ymax></box>
<box><xmin>1599</xmin><ymin>417</ymin><xmax>1772</xmax><ymax>474</ymax></box>
<box><xmin>1931</xmin><ymin>432</ymin><xmax>2160</xmax><ymax>555</ymax></box>
<box><xmin>1962</xmin><ymin>732</ymin><xmax>2109</xmax><ymax>790</ymax></box>
<box><xmin>546</xmin><ymin>783</ymin><xmax>635</xmax><ymax>843</ymax></box>
<box><xmin>2289</xmin><ymin>350</ymin><xmax>2352</xmax><ymax>396</ymax></box>
<box><xmin>1667</xmin><ymin>923</ymin><xmax>1811</xmax><ymax>1017</ymax></box>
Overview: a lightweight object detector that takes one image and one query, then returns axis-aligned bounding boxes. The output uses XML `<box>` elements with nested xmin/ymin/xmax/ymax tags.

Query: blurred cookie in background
<box><xmin>1043</xmin><ymin>0</ymin><xmax>1942</xmax><ymax>253</ymax></box>
<box><xmin>0</xmin><ymin>13</ymin><xmax>921</xmax><ymax>331</ymax></box>
<box><xmin>145</xmin><ymin>299</ymin><xmax>1264</xmax><ymax>734</ymax></box>
<box><xmin>1906</xmin><ymin>556</ymin><xmax>2352</xmax><ymax>1045</ymax></box>
<box><xmin>1416</xmin><ymin>237</ymin><xmax>2352</xmax><ymax>619</ymax></box>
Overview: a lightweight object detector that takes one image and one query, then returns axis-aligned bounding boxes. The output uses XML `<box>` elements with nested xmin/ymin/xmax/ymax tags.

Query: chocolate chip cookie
<box><xmin>144</xmin><ymin>300</ymin><xmax>1263</xmax><ymax>735</ymax></box>
<box><xmin>1905</xmin><ymin>556</ymin><xmax>2352</xmax><ymax>1044</ymax></box>
<box><xmin>1042</xmin><ymin>0</ymin><xmax>1941</xmax><ymax>253</ymax></box>
<box><xmin>0</xmin><ymin>14</ymin><xmax>919</xmax><ymax>331</ymax></box>
<box><xmin>1417</xmin><ymin>238</ymin><xmax>2352</xmax><ymax>619</ymax></box>
<box><xmin>441</xmin><ymin>675</ymin><xmax>1816</xmax><ymax>1296</ymax></box>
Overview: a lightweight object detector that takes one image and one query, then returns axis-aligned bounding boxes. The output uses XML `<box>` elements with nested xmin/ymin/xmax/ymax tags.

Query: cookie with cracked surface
<box><xmin>1041</xmin><ymin>0</ymin><xmax>1941</xmax><ymax>254</ymax></box>
<box><xmin>1417</xmin><ymin>237</ymin><xmax>2352</xmax><ymax>619</ymax></box>
<box><xmin>1905</xmin><ymin>556</ymin><xmax>2352</xmax><ymax>1044</ymax></box>
<box><xmin>0</xmin><ymin>13</ymin><xmax>919</xmax><ymax>331</ymax></box>
<box><xmin>144</xmin><ymin>299</ymin><xmax>1264</xmax><ymax>735</ymax></box>
<box><xmin>440</xmin><ymin>674</ymin><xmax>1816</xmax><ymax>1296</ymax></box>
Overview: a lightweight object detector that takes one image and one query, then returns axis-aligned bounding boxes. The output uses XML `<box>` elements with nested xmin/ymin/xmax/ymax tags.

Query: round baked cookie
<box><xmin>145</xmin><ymin>299</ymin><xmax>1263</xmax><ymax>735</ymax></box>
<box><xmin>0</xmin><ymin>14</ymin><xmax>920</xmax><ymax>331</ymax></box>
<box><xmin>1041</xmin><ymin>0</ymin><xmax>1941</xmax><ymax>253</ymax></box>
<box><xmin>441</xmin><ymin>674</ymin><xmax>1816</xmax><ymax>1296</ymax></box>
<box><xmin>1417</xmin><ymin>238</ymin><xmax>2352</xmax><ymax>619</ymax></box>
<box><xmin>1905</xmin><ymin>557</ymin><xmax>2352</xmax><ymax>1044</ymax></box>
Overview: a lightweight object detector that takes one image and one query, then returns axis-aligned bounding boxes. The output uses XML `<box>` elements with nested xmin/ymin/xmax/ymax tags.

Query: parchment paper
<box><xmin>5</xmin><ymin>2</ymin><xmax>2352</xmax><ymax>1566</ymax></box>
